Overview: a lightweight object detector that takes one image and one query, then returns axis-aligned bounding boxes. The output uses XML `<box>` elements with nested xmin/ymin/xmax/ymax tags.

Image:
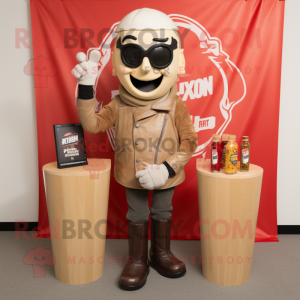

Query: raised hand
<box><xmin>71</xmin><ymin>50</ymin><xmax>101</xmax><ymax>85</ymax></box>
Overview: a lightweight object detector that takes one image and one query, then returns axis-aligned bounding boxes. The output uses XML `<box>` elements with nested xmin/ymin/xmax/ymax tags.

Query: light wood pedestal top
<box><xmin>43</xmin><ymin>158</ymin><xmax>111</xmax><ymax>176</ymax></box>
<box><xmin>196</xmin><ymin>159</ymin><xmax>263</xmax><ymax>178</ymax></box>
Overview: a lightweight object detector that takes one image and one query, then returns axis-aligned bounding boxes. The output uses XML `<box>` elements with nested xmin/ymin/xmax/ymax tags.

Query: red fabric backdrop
<box><xmin>30</xmin><ymin>0</ymin><xmax>284</xmax><ymax>241</ymax></box>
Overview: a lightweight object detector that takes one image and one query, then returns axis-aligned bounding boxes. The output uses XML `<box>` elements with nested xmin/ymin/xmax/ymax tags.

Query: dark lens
<box><xmin>150</xmin><ymin>47</ymin><xmax>171</xmax><ymax>68</ymax></box>
<box><xmin>123</xmin><ymin>46</ymin><xmax>142</xmax><ymax>67</ymax></box>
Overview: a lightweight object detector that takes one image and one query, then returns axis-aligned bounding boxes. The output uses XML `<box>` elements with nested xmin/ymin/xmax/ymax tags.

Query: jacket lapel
<box><xmin>134</xmin><ymin>109</ymin><xmax>157</xmax><ymax>122</ymax></box>
<box><xmin>121</xmin><ymin>83</ymin><xmax>178</xmax><ymax>122</ymax></box>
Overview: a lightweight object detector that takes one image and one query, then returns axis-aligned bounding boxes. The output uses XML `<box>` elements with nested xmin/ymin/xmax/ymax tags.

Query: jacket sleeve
<box><xmin>166</xmin><ymin>97</ymin><xmax>198</xmax><ymax>174</ymax></box>
<box><xmin>77</xmin><ymin>98</ymin><xmax>115</xmax><ymax>134</ymax></box>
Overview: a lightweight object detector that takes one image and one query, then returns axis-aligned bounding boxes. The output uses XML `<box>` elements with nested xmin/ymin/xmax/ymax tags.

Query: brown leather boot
<box><xmin>149</xmin><ymin>217</ymin><xmax>186</xmax><ymax>278</ymax></box>
<box><xmin>119</xmin><ymin>221</ymin><xmax>149</xmax><ymax>290</ymax></box>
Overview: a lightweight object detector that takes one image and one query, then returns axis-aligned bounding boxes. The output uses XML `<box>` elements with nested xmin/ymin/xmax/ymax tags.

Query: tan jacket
<box><xmin>77</xmin><ymin>84</ymin><xmax>197</xmax><ymax>189</ymax></box>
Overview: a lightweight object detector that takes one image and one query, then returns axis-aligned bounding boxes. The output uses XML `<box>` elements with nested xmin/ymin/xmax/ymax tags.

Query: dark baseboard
<box><xmin>1</xmin><ymin>223</ymin><xmax>299</xmax><ymax>234</ymax></box>
<box><xmin>0</xmin><ymin>222</ymin><xmax>38</xmax><ymax>231</ymax></box>
<box><xmin>278</xmin><ymin>225</ymin><xmax>300</xmax><ymax>234</ymax></box>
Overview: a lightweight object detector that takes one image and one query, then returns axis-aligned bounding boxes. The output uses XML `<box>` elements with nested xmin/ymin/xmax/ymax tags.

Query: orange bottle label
<box><xmin>225</xmin><ymin>141</ymin><xmax>239</xmax><ymax>174</ymax></box>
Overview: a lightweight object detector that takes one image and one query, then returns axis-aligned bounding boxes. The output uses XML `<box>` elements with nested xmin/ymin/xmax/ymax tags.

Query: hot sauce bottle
<box><xmin>220</xmin><ymin>134</ymin><xmax>229</xmax><ymax>169</ymax></box>
<box><xmin>240</xmin><ymin>136</ymin><xmax>250</xmax><ymax>172</ymax></box>
<box><xmin>225</xmin><ymin>135</ymin><xmax>239</xmax><ymax>174</ymax></box>
<box><xmin>211</xmin><ymin>134</ymin><xmax>221</xmax><ymax>172</ymax></box>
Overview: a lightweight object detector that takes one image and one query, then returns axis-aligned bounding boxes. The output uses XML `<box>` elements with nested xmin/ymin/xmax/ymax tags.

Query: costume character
<box><xmin>71</xmin><ymin>8</ymin><xmax>197</xmax><ymax>290</ymax></box>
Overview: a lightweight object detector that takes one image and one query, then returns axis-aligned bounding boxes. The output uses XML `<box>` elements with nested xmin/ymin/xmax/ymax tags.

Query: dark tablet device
<box><xmin>53</xmin><ymin>123</ymin><xmax>88</xmax><ymax>169</ymax></box>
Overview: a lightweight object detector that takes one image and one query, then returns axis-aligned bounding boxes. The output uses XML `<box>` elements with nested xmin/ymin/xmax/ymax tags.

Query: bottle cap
<box><xmin>242</xmin><ymin>136</ymin><xmax>249</xmax><ymax>140</ymax></box>
<box><xmin>228</xmin><ymin>135</ymin><xmax>236</xmax><ymax>141</ymax></box>
<box><xmin>212</xmin><ymin>134</ymin><xmax>220</xmax><ymax>142</ymax></box>
<box><xmin>222</xmin><ymin>134</ymin><xmax>229</xmax><ymax>141</ymax></box>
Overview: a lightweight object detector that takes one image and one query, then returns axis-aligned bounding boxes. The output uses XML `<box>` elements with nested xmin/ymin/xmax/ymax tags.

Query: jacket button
<box><xmin>135</xmin><ymin>124</ymin><xmax>139</xmax><ymax>128</ymax></box>
<box><xmin>136</xmin><ymin>159</ymin><xmax>140</xmax><ymax>163</ymax></box>
<box><xmin>135</xmin><ymin>141</ymin><xmax>139</xmax><ymax>145</ymax></box>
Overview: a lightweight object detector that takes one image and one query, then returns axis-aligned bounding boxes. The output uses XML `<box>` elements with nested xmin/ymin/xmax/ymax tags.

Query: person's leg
<box><xmin>150</xmin><ymin>187</ymin><xmax>175</xmax><ymax>220</ymax></box>
<box><xmin>149</xmin><ymin>187</ymin><xmax>186</xmax><ymax>278</ymax></box>
<box><xmin>126</xmin><ymin>187</ymin><xmax>150</xmax><ymax>222</ymax></box>
<box><xmin>119</xmin><ymin>188</ymin><xmax>150</xmax><ymax>290</ymax></box>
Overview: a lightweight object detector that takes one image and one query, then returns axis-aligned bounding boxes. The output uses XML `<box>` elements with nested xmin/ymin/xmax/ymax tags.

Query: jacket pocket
<box><xmin>156</xmin><ymin>148</ymin><xmax>174</xmax><ymax>165</ymax></box>
<box><xmin>165</xmin><ymin>149</ymin><xmax>174</xmax><ymax>156</ymax></box>
<box><xmin>117</xmin><ymin>146</ymin><xmax>127</xmax><ymax>157</ymax></box>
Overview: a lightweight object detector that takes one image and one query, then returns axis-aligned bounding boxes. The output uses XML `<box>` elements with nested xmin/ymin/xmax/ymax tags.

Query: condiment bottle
<box><xmin>240</xmin><ymin>136</ymin><xmax>250</xmax><ymax>172</ymax></box>
<box><xmin>225</xmin><ymin>135</ymin><xmax>239</xmax><ymax>174</ymax></box>
<box><xmin>211</xmin><ymin>134</ymin><xmax>221</xmax><ymax>172</ymax></box>
<box><xmin>220</xmin><ymin>134</ymin><xmax>229</xmax><ymax>169</ymax></box>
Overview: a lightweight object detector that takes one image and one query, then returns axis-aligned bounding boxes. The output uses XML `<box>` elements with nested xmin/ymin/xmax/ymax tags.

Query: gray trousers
<box><xmin>125</xmin><ymin>187</ymin><xmax>175</xmax><ymax>223</ymax></box>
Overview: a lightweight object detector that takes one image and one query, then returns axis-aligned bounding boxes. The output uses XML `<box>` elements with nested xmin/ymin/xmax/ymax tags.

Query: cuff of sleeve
<box><xmin>77</xmin><ymin>98</ymin><xmax>94</xmax><ymax>107</ymax></box>
<box><xmin>163</xmin><ymin>161</ymin><xmax>175</xmax><ymax>177</ymax></box>
<box><xmin>78</xmin><ymin>84</ymin><xmax>94</xmax><ymax>99</ymax></box>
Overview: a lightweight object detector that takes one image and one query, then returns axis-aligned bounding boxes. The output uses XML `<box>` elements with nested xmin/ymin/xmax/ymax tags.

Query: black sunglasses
<box><xmin>116</xmin><ymin>37</ymin><xmax>178</xmax><ymax>69</ymax></box>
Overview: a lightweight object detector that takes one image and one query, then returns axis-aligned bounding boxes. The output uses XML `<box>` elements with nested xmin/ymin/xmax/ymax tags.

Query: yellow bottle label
<box><xmin>225</xmin><ymin>142</ymin><xmax>239</xmax><ymax>174</ymax></box>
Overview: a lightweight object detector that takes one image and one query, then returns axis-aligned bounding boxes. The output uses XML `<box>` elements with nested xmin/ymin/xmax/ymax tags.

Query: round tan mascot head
<box><xmin>112</xmin><ymin>8</ymin><xmax>185</xmax><ymax>100</ymax></box>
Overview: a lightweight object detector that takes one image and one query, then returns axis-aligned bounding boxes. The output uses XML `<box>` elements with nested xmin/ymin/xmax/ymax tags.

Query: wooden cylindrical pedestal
<box><xmin>43</xmin><ymin>159</ymin><xmax>111</xmax><ymax>285</ymax></box>
<box><xmin>197</xmin><ymin>159</ymin><xmax>263</xmax><ymax>286</ymax></box>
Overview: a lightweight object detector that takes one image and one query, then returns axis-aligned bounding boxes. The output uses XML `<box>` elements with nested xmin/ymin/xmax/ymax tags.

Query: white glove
<box><xmin>71</xmin><ymin>50</ymin><xmax>100</xmax><ymax>85</ymax></box>
<box><xmin>136</xmin><ymin>164</ymin><xmax>169</xmax><ymax>190</ymax></box>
